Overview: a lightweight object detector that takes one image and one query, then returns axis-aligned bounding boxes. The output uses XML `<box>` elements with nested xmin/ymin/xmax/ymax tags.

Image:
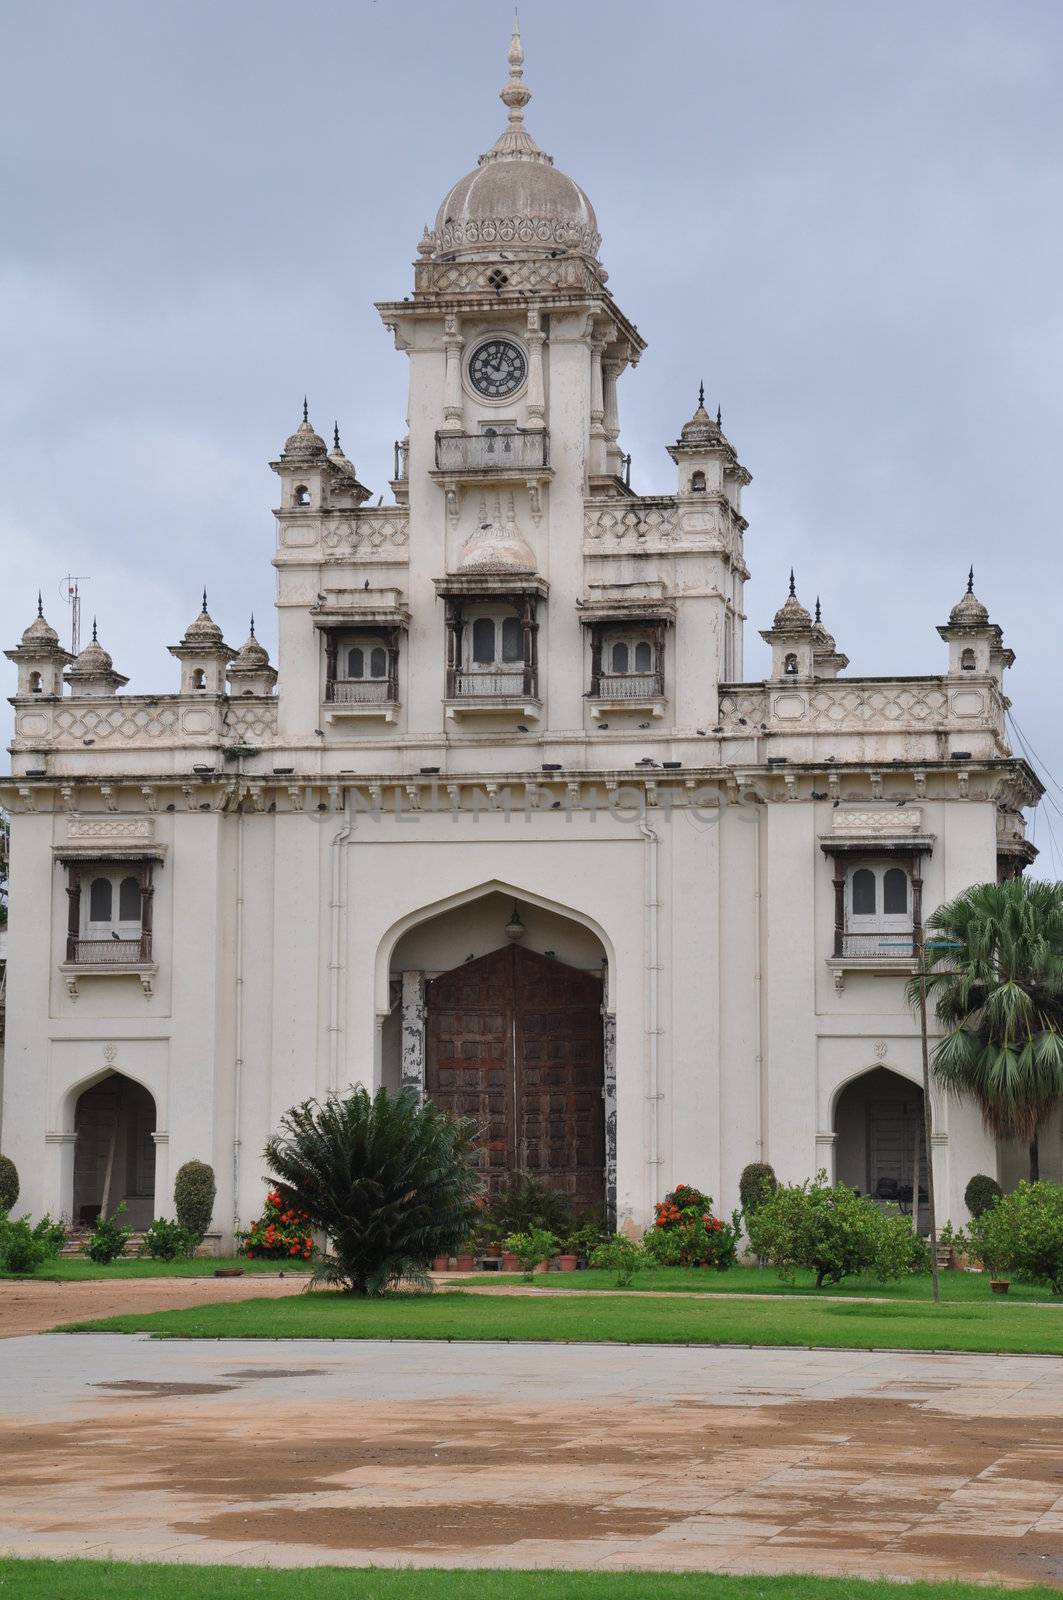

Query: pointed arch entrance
<box><xmin>426</xmin><ymin>943</ymin><xmax>605</xmax><ymax>1211</ymax></box>
<box><xmin>73</xmin><ymin>1073</ymin><xmax>157</xmax><ymax>1228</ymax></box>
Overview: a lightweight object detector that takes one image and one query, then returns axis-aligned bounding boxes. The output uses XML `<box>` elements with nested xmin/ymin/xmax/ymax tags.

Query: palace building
<box><xmin>0</xmin><ymin>24</ymin><xmax>1046</xmax><ymax>1244</ymax></box>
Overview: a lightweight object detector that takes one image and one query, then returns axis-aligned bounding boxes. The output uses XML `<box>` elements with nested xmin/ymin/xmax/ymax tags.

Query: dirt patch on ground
<box><xmin>3</xmin><ymin>1388</ymin><xmax>1061</xmax><ymax>1580</ymax></box>
<box><xmin>0</xmin><ymin>1273</ymin><xmax>308</xmax><ymax>1337</ymax></box>
<box><xmin>91</xmin><ymin>1379</ymin><xmax>236</xmax><ymax>1397</ymax></box>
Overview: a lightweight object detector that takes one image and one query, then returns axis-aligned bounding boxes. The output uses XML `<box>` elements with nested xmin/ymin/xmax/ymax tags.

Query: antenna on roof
<box><xmin>61</xmin><ymin>574</ymin><xmax>91</xmax><ymax>655</ymax></box>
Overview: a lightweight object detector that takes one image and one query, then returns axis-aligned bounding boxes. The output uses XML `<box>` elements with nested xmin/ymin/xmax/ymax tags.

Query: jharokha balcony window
<box><xmin>435</xmin><ymin>574</ymin><xmax>547</xmax><ymax>719</ymax></box>
<box><xmin>57</xmin><ymin>854</ymin><xmax>160</xmax><ymax>997</ymax></box>
<box><xmin>819</xmin><ymin>834</ymin><xmax>933</xmax><ymax>990</ymax></box>
<box><xmin>580</xmin><ymin>604</ymin><xmax>673</xmax><ymax>719</ymax></box>
<box><xmin>321</xmin><ymin>628</ymin><xmax>402</xmax><ymax>722</ymax></box>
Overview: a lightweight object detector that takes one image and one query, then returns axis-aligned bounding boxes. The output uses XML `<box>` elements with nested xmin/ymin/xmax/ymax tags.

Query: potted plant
<box><xmin>503</xmin><ymin>1228</ymin><xmax>558</xmax><ymax>1283</ymax></box>
<box><xmin>432</xmin><ymin>1254</ymin><xmax>451</xmax><ymax>1272</ymax></box>
<box><xmin>501</xmin><ymin>1249</ymin><xmax>519</xmax><ymax>1272</ymax></box>
<box><xmin>454</xmin><ymin>1246</ymin><xmax>476</xmax><ymax>1273</ymax></box>
<box><xmin>556</xmin><ymin>1246</ymin><xmax>579</xmax><ymax>1272</ymax></box>
<box><xmin>565</xmin><ymin>1218</ymin><xmax>606</xmax><ymax>1268</ymax></box>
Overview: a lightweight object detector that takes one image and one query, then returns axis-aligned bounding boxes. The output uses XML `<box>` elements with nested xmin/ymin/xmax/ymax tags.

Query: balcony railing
<box><xmin>594</xmin><ymin>672</ymin><xmax>664</xmax><ymax>700</ymax></box>
<box><xmin>435</xmin><ymin>431</ymin><xmax>549</xmax><ymax>474</ymax></box>
<box><xmin>326</xmin><ymin>678</ymin><xmax>395</xmax><ymax>704</ymax></box>
<box><xmin>67</xmin><ymin>935</ymin><xmax>152</xmax><ymax>965</ymax></box>
<box><xmin>447</xmin><ymin>668</ymin><xmax>536</xmax><ymax>699</ymax></box>
<box><xmin>839</xmin><ymin>932</ymin><xmax>915</xmax><ymax>960</ymax></box>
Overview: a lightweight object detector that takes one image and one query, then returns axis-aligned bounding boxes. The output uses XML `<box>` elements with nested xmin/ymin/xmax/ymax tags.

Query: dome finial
<box><xmin>249</xmin><ymin>613</ymin><xmax>255</xmax><ymax>638</ymax></box>
<box><xmin>698</xmin><ymin>379</ymin><xmax>705</xmax><ymax>411</ymax></box>
<box><xmin>302</xmin><ymin>396</ymin><xmax>309</xmax><ymax>425</ymax></box>
<box><xmin>91</xmin><ymin>616</ymin><xmax>98</xmax><ymax>643</ymax></box>
<box><xmin>333</xmin><ymin>421</ymin><xmax>341</xmax><ymax>451</ymax></box>
<box><xmin>716</xmin><ymin>404</ymin><xmax>722</xmax><ymax>428</ymax></box>
<box><xmin>37</xmin><ymin>590</ymin><xmax>43</xmax><ymax>618</ymax></box>
<box><xmin>499</xmin><ymin>9</ymin><xmax>531</xmax><ymax>126</ymax></box>
<box><xmin>815</xmin><ymin>595</ymin><xmax>822</xmax><ymax>624</ymax></box>
<box><xmin>967</xmin><ymin>564</ymin><xmax>974</xmax><ymax>594</ymax></box>
<box><xmin>202</xmin><ymin>586</ymin><xmax>208</xmax><ymax>614</ymax></box>
<box><xmin>789</xmin><ymin>568</ymin><xmax>796</xmax><ymax>599</ymax></box>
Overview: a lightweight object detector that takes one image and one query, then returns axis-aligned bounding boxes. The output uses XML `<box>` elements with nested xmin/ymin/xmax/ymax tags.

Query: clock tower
<box><xmin>375</xmin><ymin>17</ymin><xmax>647</xmax><ymax>740</ymax></box>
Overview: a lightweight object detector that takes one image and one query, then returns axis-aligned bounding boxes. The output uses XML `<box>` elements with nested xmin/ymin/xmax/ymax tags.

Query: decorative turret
<box><xmin>667</xmin><ymin>385</ymin><xmax>751</xmax><ymax>504</ymax></box>
<box><xmin>168</xmin><ymin>591</ymin><xmax>234</xmax><ymax>695</ymax></box>
<box><xmin>271</xmin><ymin>402</ymin><xmax>370</xmax><ymax>512</ymax></box>
<box><xmin>937</xmin><ymin>568</ymin><xmax>1014</xmax><ymax>685</ymax></box>
<box><xmin>811</xmin><ymin>596</ymin><xmax>849</xmax><ymax>679</ymax></box>
<box><xmin>4</xmin><ymin>594</ymin><xmax>72</xmax><ymax>696</ymax></box>
<box><xmin>64</xmin><ymin>619</ymin><xmax>128</xmax><ymax>698</ymax></box>
<box><xmin>226</xmin><ymin>616</ymin><xmax>277</xmax><ymax>697</ymax></box>
<box><xmin>760</xmin><ymin>572</ymin><xmax>817</xmax><ymax>679</ymax></box>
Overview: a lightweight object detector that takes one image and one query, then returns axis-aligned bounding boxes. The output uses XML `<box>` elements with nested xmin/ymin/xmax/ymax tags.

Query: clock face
<box><xmin>469</xmin><ymin>339</ymin><xmax>528</xmax><ymax>400</ymax></box>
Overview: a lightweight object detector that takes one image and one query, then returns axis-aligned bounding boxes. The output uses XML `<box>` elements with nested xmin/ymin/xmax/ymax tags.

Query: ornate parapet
<box><xmin>274</xmin><ymin>504</ymin><xmax>410</xmax><ymax>563</ymax></box>
<box><xmin>583</xmin><ymin>495</ymin><xmax>745</xmax><ymax>561</ymax></box>
<box><xmin>717</xmin><ymin>676</ymin><xmax>1008</xmax><ymax>756</ymax></box>
<box><xmin>10</xmin><ymin>695</ymin><xmax>278</xmax><ymax>755</ymax></box>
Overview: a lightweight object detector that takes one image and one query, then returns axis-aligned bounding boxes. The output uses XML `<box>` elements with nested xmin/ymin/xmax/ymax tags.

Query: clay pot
<box><xmin>455</xmin><ymin>1253</ymin><xmax>475</xmax><ymax>1273</ymax></box>
<box><xmin>432</xmin><ymin>1256</ymin><xmax>450</xmax><ymax>1272</ymax></box>
<box><xmin>502</xmin><ymin>1252</ymin><xmax>519</xmax><ymax>1272</ymax></box>
<box><xmin>533</xmin><ymin>1259</ymin><xmax>549</xmax><ymax>1274</ymax></box>
<box><xmin>557</xmin><ymin>1254</ymin><xmax>578</xmax><ymax>1272</ymax></box>
<box><xmin>990</xmin><ymin>1279</ymin><xmax>1010</xmax><ymax>1294</ymax></box>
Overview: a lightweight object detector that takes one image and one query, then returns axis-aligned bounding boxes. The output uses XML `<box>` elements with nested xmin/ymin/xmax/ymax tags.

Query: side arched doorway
<box><xmin>425</xmin><ymin>944</ymin><xmax>605</xmax><ymax>1212</ymax></box>
<box><xmin>73</xmin><ymin>1073</ymin><xmax>157</xmax><ymax>1228</ymax></box>
<box><xmin>834</xmin><ymin>1067</ymin><xmax>927</xmax><ymax>1230</ymax></box>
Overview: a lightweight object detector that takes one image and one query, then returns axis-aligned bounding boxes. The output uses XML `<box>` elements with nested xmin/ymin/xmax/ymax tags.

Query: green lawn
<box><xmin>1</xmin><ymin>1561</ymin><xmax>1058</xmax><ymax>1600</ymax></box>
<box><xmin>62</xmin><ymin>1285</ymin><xmax>1063</xmax><ymax>1354</ymax></box>
<box><xmin>455</xmin><ymin>1265</ymin><xmax>1063</xmax><ymax>1303</ymax></box>
<box><xmin>1</xmin><ymin>1255</ymin><xmax>313</xmax><ymax>1282</ymax></box>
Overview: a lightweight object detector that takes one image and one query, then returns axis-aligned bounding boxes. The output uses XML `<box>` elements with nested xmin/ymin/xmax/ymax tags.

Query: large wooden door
<box><xmin>425</xmin><ymin>944</ymin><xmax>605</xmax><ymax>1210</ymax></box>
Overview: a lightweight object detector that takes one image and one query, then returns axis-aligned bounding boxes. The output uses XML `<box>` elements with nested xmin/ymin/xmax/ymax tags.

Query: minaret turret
<box><xmin>227</xmin><ymin>616</ymin><xmax>278</xmax><ymax>697</ymax></box>
<box><xmin>64</xmin><ymin>619</ymin><xmax>128</xmax><ymax>698</ymax></box>
<box><xmin>4</xmin><ymin>595</ymin><xmax>72</xmax><ymax>697</ymax></box>
<box><xmin>760</xmin><ymin>573</ymin><xmax>817</xmax><ymax>679</ymax></box>
<box><xmin>937</xmin><ymin>568</ymin><xmax>1014</xmax><ymax>686</ymax></box>
<box><xmin>168</xmin><ymin>592</ymin><xmax>233</xmax><ymax>695</ymax></box>
<box><xmin>811</xmin><ymin>596</ymin><xmax>849</xmax><ymax>679</ymax></box>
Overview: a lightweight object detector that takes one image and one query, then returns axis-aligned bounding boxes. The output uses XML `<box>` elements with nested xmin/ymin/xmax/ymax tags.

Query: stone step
<box><xmin>60</xmin><ymin>1229</ymin><xmax>148</xmax><ymax>1258</ymax></box>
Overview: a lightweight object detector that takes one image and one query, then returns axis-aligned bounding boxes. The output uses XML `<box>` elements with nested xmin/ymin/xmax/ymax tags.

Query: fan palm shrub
<box><xmin>264</xmin><ymin>1086</ymin><xmax>480</xmax><ymax>1296</ymax></box>
<box><xmin>909</xmin><ymin>877</ymin><xmax>1063</xmax><ymax>1179</ymax></box>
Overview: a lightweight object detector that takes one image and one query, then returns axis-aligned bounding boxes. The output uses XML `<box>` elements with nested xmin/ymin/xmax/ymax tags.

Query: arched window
<box><xmin>691</xmin><ymin>470</ymin><xmax>706</xmax><ymax>493</ymax></box>
<box><xmin>960</xmin><ymin>647</ymin><xmax>976</xmax><ymax>672</ymax></box>
<box><xmin>611</xmin><ymin>641</ymin><xmax>629</xmax><ymax>674</ymax></box>
<box><xmin>191</xmin><ymin>668</ymin><xmax>206</xmax><ymax>691</ymax></box>
<box><xmin>88</xmin><ymin>878</ymin><xmax>113</xmax><ymax>922</ymax></box>
<box><xmin>851</xmin><ymin>869</ymin><xmax>876</xmax><ymax>916</ymax></box>
<box><xmin>784</xmin><ymin>653</ymin><xmax>799</xmax><ymax>675</ymax></box>
<box><xmin>28</xmin><ymin>671</ymin><xmax>42</xmax><ymax>694</ymax></box>
<box><xmin>347</xmin><ymin>647</ymin><xmax>364</xmax><ymax>679</ymax></box>
<box><xmin>472</xmin><ymin>617</ymin><xmax>496</xmax><ymax>664</ymax></box>
<box><xmin>634</xmin><ymin>640</ymin><xmax>652</xmax><ymax>672</ymax></box>
<box><xmin>118</xmin><ymin>876</ymin><xmax>141</xmax><ymax>922</ymax></box>
<box><xmin>500</xmin><ymin>616</ymin><xmax>522</xmax><ymax>663</ymax></box>
<box><xmin>883</xmin><ymin>867</ymin><xmax>908</xmax><ymax>915</ymax></box>
<box><xmin>369</xmin><ymin>647</ymin><xmax>387</xmax><ymax>678</ymax></box>
<box><xmin>294</xmin><ymin>485</ymin><xmax>309</xmax><ymax>506</ymax></box>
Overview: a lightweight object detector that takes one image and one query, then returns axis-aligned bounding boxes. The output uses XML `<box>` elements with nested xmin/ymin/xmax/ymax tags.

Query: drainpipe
<box><xmin>638</xmin><ymin>820</ymin><xmax>662</xmax><ymax>1201</ymax></box>
<box><xmin>753</xmin><ymin>803</ymin><xmax>767</xmax><ymax>1159</ymax></box>
<box><xmin>328</xmin><ymin>792</ymin><xmax>354</xmax><ymax>1093</ymax></box>
<box><xmin>231</xmin><ymin>782</ymin><xmax>245</xmax><ymax>1240</ymax></box>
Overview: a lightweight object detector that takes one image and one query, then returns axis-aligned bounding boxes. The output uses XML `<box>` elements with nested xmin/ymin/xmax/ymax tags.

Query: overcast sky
<box><xmin>2</xmin><ymin>1</ymin><xmax>1061</xmax><ymax>866</ymax></box>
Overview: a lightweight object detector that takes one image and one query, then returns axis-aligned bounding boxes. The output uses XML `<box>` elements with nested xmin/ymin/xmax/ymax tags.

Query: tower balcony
<box><xmin>433</xmin><ymin>429</ymin><xmax>552</xmax><ymax>482</ymax></box>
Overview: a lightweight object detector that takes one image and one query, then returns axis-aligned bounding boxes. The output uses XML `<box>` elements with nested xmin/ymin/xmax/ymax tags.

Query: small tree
<box><xmin>174</xmin><ymin>1160</ymin><xmax>216</xmax><ymax>1242</ymax></box>
<box><xmin>971</xmin><ymin>1181</ymin><xmax>1063</xmax><ymax>1292</ymax></box>
<box><xmin>87</xmin><ymin>1202</ymin><xmax>133</xmax><ymax>1264</ymax></box>
<box><xmin>739</xmin><ymin>1163</ymin><xmax>778</xmax><ymax>1218</ymax></box>
<box><xmin>746</xmin><ymin>1171</ymin><xmax>924</xmax><ymax>1288</ymax></box>
<box><xmin>0</xmin><ymin>1154</ymin><xmax>19</xmax><ymax>1213</ymax></box>
<box><xmin>964</xmin><ymin>1173</ymin><xmax>1003</xmax><ymax>1218</ymax></box>
<box><xmin>503</xmin><ymin>1228</ymin><xmax>558</xmax><ymax>1282</ymax></box>
<box><xmin>264</xmin><ymin>1086</ymin><xmax>480</xmax><ymax>1296</ymax></box>
<box><xmin>590</xmin><ymin>1234</ymin><xmax>646</xmax><ymax>1287</ymax></box>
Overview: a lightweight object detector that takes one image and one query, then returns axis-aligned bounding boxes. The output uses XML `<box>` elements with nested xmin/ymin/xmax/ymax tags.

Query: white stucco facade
<box><xmin>0</xmin><ymin>25</ymin><xmax>1047</xmax><ymax>1244</ymax></box>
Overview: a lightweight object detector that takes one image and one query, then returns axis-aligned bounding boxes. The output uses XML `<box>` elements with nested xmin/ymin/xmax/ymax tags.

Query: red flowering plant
<box><xmin>643</xmin><ymin>1182</ymin><xmax>741</xmax><ymax>1270</ymax></box>
<box><xmin>239</xmin><ymin>1187</ymin><xmax>314</xmax><ymax>1262</ymax></box>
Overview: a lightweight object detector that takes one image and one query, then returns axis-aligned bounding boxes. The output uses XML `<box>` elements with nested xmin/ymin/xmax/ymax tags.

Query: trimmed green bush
<box><xmin>87</xmin><ymin>1202</ymin><xmax>133</xmax><ymax>1264</ymax></box>
<box><xmin>0</xmin><ymin>1155</ymin><xmax>19</xmax><ymax>1212</ymax></box>
<box><xmin>174</xmin><ymin>1160</ymin><xmax>216</xmax><ymax>1241</ymax></box>
<box><xmin>739</xmin><ymin>1162</ymin><xmax>778</xmax><ymax>1216</ymax></box>
<box><xmin>503</xmin><ymin>1228</ymin><xmax>559</xmax><ymax>1282</ymax></box>
<box><xmin>746</xmin><ymin>1170</ymin><xmax>927</xmax><ymax>1288</ymax></box>
<box><xmin>142</xmin><ymin>1218</ymin><xmax>197</xmax><ymax>1260</ymax></box>
<box><xmin>970</xmin><ymin>1180</ymin><xmax>1063</xmax><ymax>1292</ymax></box>
<box><xmin>590</xmin><ymin>1234</ymin><xmax>646</xmax><ymax>1287</ymax></box>
<box><xmin>964</xmin><ymin>1173</ymin><xmax>1003</xmax><ymax>1218</ymax></box>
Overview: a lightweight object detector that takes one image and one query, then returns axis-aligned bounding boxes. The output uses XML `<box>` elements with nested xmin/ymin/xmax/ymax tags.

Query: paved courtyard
<box><xmin>2</xmin><ymin>1334</ymin><xmax>1062</xmax><ymax>1583</ymax></box>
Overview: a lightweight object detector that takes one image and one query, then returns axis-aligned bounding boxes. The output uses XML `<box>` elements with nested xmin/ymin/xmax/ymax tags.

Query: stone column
<box><xmin>814</xmin><ymin>1130</ymin><xmax>838</xmax><ymax>1183</ymax></box>
<box><xmin>588</xmin><ymin>338</ymin><xmax>607</xmax><ymax>478</ymax></box>
<box><xmin>400</xmin><ymin>971</ymin><xmax>427</xmax><ymax>1102</ymax></box>
<box><xmin>45</xmin><ymin>1130</ymin><xmax>78</xmax><ymax>1221</ymax></box>
<box><xmin>602</xmin><ymin>1008</ymin><xmax>617</xmax><ymax>1230</ymax></box>
<box><xmin>442</xmin><ymin>316</ymin><xmax>464</xmax><ymax>430</ymax></box>
<box><xmin>151</xmin><ymin>1130</ymin><xmax>170</xmax><ymax>1225</ymax></box>
<box><xmin>602</xmin><ymin>358</ymin><xmax>624</xmax><ymax>477</ymax></box>
<box><xmin>526</xmin><ymin>307</ymin><xmax>546</xmax><ymax>424</ymax></box>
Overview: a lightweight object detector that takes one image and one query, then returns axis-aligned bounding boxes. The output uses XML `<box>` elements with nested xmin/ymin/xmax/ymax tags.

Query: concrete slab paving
<box><xmin>0</xmin><ymin>1334</ymin><xmax>1061</xmax><ymax>1583</ymax></box>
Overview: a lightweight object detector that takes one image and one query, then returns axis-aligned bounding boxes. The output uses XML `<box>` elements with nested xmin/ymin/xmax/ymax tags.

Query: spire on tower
<box><xmin>697</xmin><ymin>379</ymin><xmax>705</xmax><ymax>411</ymax></box>
<box><xmin>789</xmin><ymin>569</ymin><xmax>796</xmax><ymax>599</ymax></box>
<box><xmin>815</xmin><ymin>596</ymin><xmax>822</xmax><ymax>624</ymax></box>
<box><xmin>967</xmin><ymin>565</ymin><xmax>975</xmax><ymax>594</ymax></box>
<box><xmin>249</xmin><ymin>613</ymin><xmax>255</xmax><ymax>638</ymax></box>
<box><xmin>716</xmin><ymin>405</ymin><xmax>722</xmax><ymax>428</ymax></box>
<box><xmin>37</xmin><ymin>590</ymin><xmax>43</xmax><ymax>618</ymax></box>
<box><xmin>202</xmin><ymin>586</ymin><xmax>208</xmax><ymax>613</ymax></box>
<box><xmin>333</xmin><ymin>422</ymin><xmax>341</xmax><ymax>451</ymax></box>
<box><xmin>302</xmin><ymin>396</ymin><xmax>309</xmax><ymax>424</ymax></box>
<box><xmin>91</xmin><ymin>616</ymin><xmax>98</xmax><ymax>643</ymax></box>
<box><xmin>498</xmin><ymin>9</ymin><xmax>532</xmax><ymax>129</ymax></box>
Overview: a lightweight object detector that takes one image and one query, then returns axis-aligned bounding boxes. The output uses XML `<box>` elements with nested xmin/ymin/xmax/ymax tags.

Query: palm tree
<box><xmin>909</xmin><ymin>877</ymin><xmax>1063</xmax><ymax>1180</ymax></box>
<box><xmin>265</xmin><ymin>1086</ymin><xmax>481</xmax><ymax>1295</ymax></box>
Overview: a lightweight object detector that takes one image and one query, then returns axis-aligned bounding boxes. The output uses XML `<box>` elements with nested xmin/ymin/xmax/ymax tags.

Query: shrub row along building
<box><xmin>0</xmin><ymin>24</ymin><xmax>1045</xmax><ymax>1243</ymax></box>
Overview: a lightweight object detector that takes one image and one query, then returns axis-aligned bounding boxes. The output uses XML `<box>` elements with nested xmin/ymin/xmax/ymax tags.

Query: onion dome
<box><xmin>181</xmin><ymin>590</ymin><xmax>226</xmax><ymax>647</ymax></box>
<box><xmin>431</xmin><ymin>18</ymin><xmax>601</xmax><ymax>261</ymax></box>
<box><xmin>282</xmin><ymin>399</ymin><xmax>327</xmax><ymax>461</ymax></box>
<box><xmin>20</xmin><ymin>595</ymin><xmax>60</xmax><ymax>649</ymax></box>
<box><xmin>948</xmin><ymin>567</ymin><xmax>990</xmax><ymax>627</ymax></box>
<box><xmin>65</xmin><ymin>618</ymin><xmax>128</xmax><ymax>693</ymax></box>
<box><xmin>771</xmin><ymin>572</ymin><xmax>813</xmax><ymax>633</ymax></box>
<box><xmin>676</xmin><ymin>384</ymin><xmax>724</xmax><ymax>449</ymax></box>
<box><xmin>73</xmin><ymin>621</ymin><xmax>114</xmax><ymax>673</ymax></box>
<box><xmin>231</xmin><ymin>619</ymin><xmax>270</xmax><ymax>670</ymax></box>
<box><xmin>811</xmin><ymin>596</ymin><xmax>836</xmax><ymax>654</ymax></box>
